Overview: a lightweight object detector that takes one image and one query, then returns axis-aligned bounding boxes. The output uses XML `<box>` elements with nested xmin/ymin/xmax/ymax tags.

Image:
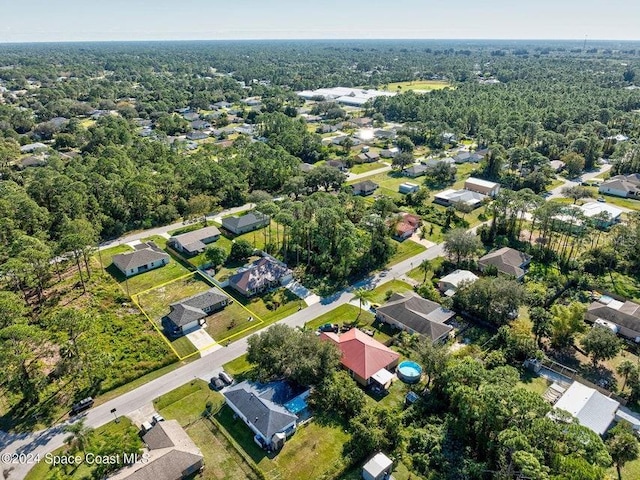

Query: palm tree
<box><xmin>64</xmin><ymin>418</ymin><xmax>94</xmax><ymax>454</ymax></box>
<box><xmin>617</xmin><ymin>359</ymin><xmax>637</xmax><ymax>392</ymax></box>
<box><xmin>419</xmin><ymin>258</ymin><xmax>432</xmax><ymax>283</ymax></box>
<box><xmin>353</xmin><ymin>288</ymin><xmax>373</xmax><ymax>319</ymax></box>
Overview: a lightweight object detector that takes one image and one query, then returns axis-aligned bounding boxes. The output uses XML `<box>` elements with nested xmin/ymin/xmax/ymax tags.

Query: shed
<box><xmin>362</xmin><ymin>452</ymin><xmax>393</xmax><ymax>480</ymax></box>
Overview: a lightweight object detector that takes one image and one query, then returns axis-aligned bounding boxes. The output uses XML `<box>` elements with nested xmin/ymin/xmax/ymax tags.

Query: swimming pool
<box><xmin>397</xmin><ymin>360</ymin><xmax>422</xmax><ymax>384</ymax></box>
<box><xmin>284</xmin><ymin>393</ymin><xmax>308</xmax><ymax>414</ymax></box>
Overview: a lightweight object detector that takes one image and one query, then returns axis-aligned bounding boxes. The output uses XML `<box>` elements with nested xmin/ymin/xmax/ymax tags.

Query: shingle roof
<box><xmin>166</xmin><ymin>288</ymin><xmax>228</xmax><ymax>327</ymax></box>
<box><xmin>169</xmin><ymin>226</ymin><xmax>221</xmax><ymax>253</ymax></box>
<box><xmin>600</xmin><ymin>175</ymin><xmax>640</xmax><ymax>193</ymax></box>
<box><xmin>478</xmin><ymin>247</ymin><xmax>531</xmax><ymax>278</ymax></box>
<box><xmin>376</xmin><ymin>292</ymin><xmax>455</xmax><ymax>341</ymax></box>
<box><xmin>229</xmin><ymin>258</ymin><xmax>291</xmax><ymax>293</ymax></box>
<box><xmin>222</xmin><ymin>212</ymin><xmax>269</xmax><ymax>232</ymax></box>
<box><xmin>224</xmin><ymin>382</ymin><xmax>297</xmax><ymax>441</ymax></box>
<box><xmin>587</xmin><ymin>300</ymin><xmax>640</xmax><ymax>333</ymax></box>
<box><xmin>112</xmin><ymin>247</ymin><xmax>170</xmax><ymax>272</ymax></box>
<box><xmin>352</xmin><ymin>180</ymin><xmax>378</xmax><ymax>194</ymax></box>
<box><xmin>320</xmin><ymin>329</ymin><xmax>399</xmax><ymax>380</ymax></box>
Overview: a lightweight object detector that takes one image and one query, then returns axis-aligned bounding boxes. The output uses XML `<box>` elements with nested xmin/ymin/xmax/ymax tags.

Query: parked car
<box><xmin>152</xmin><ymin>414</ymin><xmax>165</xmax><ymax>424</ymax></box>
<box><xmin>210</xmin><ymin>377</ymin><xmax>226</xmax><ymax>391</ymax></box>
<box><xmin>70</xmin><ymin>397</ymin><xmax>94</xmax><ymax>415</ymax></box>
<box><xmin>141</xmin><ymin>421</ymin><xmax>153</xmax><ymax>433</ymax></box>
<box><xmin>318</xmin><ymin>323</ymin><xmax>338</xmax><ymax>333</ymax></box>
<box><xmin>597</xmin><ymin>196</ymin><xmax>606</xmax><ymax>202</ymax></box>
<box><xmin>219</xmin><ymin>371</ymin><xmax>234</xmax><ymax>385</ymax></box>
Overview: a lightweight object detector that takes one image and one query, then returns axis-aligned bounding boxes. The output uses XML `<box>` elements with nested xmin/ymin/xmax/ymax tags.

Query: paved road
<box><xmin>547</xmin><ymin>164</ymin><xmax>611</xmax><ymax>199</ymax></box>
<box><xmin>346</xmin><ymin>164</ymin><xmax>392</xmax><ymax>181</ymax></box>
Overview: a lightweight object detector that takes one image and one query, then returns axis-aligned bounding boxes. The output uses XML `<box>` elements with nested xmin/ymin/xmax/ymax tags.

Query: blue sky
<box><xmin>1</xmin><ymin>0</ymin><xmax>639</xmax><ymax>43</ymax></box>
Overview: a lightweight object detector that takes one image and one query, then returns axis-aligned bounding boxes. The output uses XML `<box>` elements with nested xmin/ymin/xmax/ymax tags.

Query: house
<box><xmin>182</xmin><ymin>112</ymin><xmax>200</xmax><ymax>121</ymax></box>
<box><xmin>357</xmin><ymin>151</ymin><xmax>380</xmax><ymax>163</ymax></box>
<box><xmin>464</xmin><ymin>177</ymin><xmax>500</xmax><ymax>197</ymax></box>
<box><xmin>549</xmin><ymin>160</ymin><xmax>565</xmax><ymax>172</ymax></box>
<box><xmin>165</xmin><ymin>287</ymin><xmax>229</xmax><ymax>336</ymax></box>
<box><xmin>552</xmin><ymin>381</ymin><xmax>619</xmax><ymax>436</ymax></box>
<box><xmin>478</xmin><ymin>247</ymin><xmax>531</xmax><ymax>280</ymax></box>
<box><xmin>109</xmin><ymin>420</ymin><xmax>203</xmax><ymax>480</ymax></box>
<box><xmin>380</xmin><ymin>147</ymin><xmax>399</xmax><ymax>158</ymax></box>
<box><xmin>228</xmin><ymin>257</ymin><xmax>293</xmax><ymax>297</ymax></box>
<box><xmin>374</xmin><ymin>128</ymin><xmax>397</xmax><ymax>140</ymax></box>
<box><xmin>320</xmin><ymin>329</ymin><xmax>400</xmax><ymax>388</ymax></box>
<box><xmin>190</xmin><ymin>120</ymin><xmax>211</xmax><ymax>130</ymax></box>
<box><xmin>352</xmin><ymin>180</ymin><xmax>379</xmax><ymax>196</ymax></box>
<box><xmin>327</xmin><ymin>159</ymin><xmax>348</xmax><ymax>171</ymax></box>
<box><xmin>403</xmin><ymin>164</ymin><xmax>428</xmax><ymax>178</ymax></box>
<box><xmin>19</xmin><ymin>142</ymin><xmax>47</xmax><ymax>154</ymax></box>
<box><xmin>376</xmin><ymin>292</ymin><xmax>456</xmax><ymax>343</ymax></box>
<box><xmin>223</xmin><ymin>381</ymin><xmax>305</xmax><ymax>451</ymax></box>
<box><xmin>112</xmin><ymin>242</ymin><xmax>170</xmax><ymax>278</ymax></box>
<box><xmin>222</xmin><ymin>211</ymin><xmax>270</xmax><ymax>235</ymax></box>
<box><xmin>18</xmin><ymin>155</ymin><xmax>48</xmax><ymax>169</ymax></box>
<box><xmin>398</xmin><ymin>182</ymin><xmax>419</xmax><ymax>194</ymax></box>
<box><xmin>433</xmin><ymin>189</ymin><xmax>486</xmax><ymax>208</ymax></box>
<box><xmin>392</xmin><ymin>213</ymin><xmax>421</xmax><ymax>240</ymax></box>
<box><xmin>585</xmin><ymin>296</ymin><xmax>640</xmax><ymax>342</ymax></box>
<box><xmin>213</xmin><ymin>101</ymin><xmax>232</xmax><ymax>109</ymax></box>
<box><xmin>453</xmin><ymin>152</ymin><xmax>483</xmax><ymax>164</ymax></box>
<box><xmin>353</xmin><ymin>117</ymin><xmax>373</xmax><ymax>127</ymax></box>
<box><xmin>168</xmin><ymin>226</ymin><xmax>221</xmax><ymax>256</ymax></box>
<box><xmin>578</xmin><ymin>202</ymin><xmax>623</xmax><ymax>227</ymax></box>
<box><xmin>185</xmin><ymin>131</ymin><xmax>208</xmax><ymax>140</ymax></box>
<box><xmin>362</xmin><ymin>452</ymin><xmax>394</xmax><ymax>480</ymax></box>
<box><xmin>438</xmin><ymin>269</ymin><xmax>479</xmax><ymax>296</ymax></box>
<box><xmin>599</xmin><ymin>174</ymin><xmax>640</xmax><ymax>199</ymax></box>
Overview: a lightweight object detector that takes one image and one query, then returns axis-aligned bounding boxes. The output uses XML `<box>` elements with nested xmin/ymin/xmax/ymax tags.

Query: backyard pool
<box><xmin>397</xmin><ymin>360</ymin><xmax>422</xmax><ymax>384</ymax></box>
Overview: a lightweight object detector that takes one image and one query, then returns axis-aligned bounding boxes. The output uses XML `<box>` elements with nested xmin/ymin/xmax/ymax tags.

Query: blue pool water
<box><xmin>284</xmin><ymin>394</ymin><xmax>308</xmax><ymax>414</ymax></box>
<box><xmin>397</xmin><ymin>361</ymin><xmax>422</xmax><ymax>384</ymax></box>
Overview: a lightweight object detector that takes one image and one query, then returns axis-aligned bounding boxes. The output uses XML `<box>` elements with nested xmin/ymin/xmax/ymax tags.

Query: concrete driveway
<box><xmin>185</xmin><ymin>329</ymin><xmax>219</xmax><ymax>356</ymax></box>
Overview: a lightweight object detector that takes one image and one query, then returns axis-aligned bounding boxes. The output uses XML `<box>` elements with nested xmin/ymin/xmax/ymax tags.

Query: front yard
<box><xmin>387</xmin><ymin>239</ymin><xmax>426</xmax><ymax>266</ymax></box>
<box><xmin>304</xmin><ymin>304</ymin><xmax>393</xmax><ymax>344</ymax></box>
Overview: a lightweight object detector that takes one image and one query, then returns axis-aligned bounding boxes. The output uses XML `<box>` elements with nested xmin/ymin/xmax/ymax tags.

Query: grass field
<box><xmin>369</xmin><ymin>280</ymin><xmax>415</xmax><ymax>304</ymax></box>
<box><xmin>205</xmin><ymin>300</ymin><xmax>257</xmax><ymax>341</ymax></box>
<box><xmin>304</xmin><ymin>304</ymin><xmax>394</xmax><ymax>343</ymax></box>
<box><xmin>383</xmin><ymin>80</ymin><xmax>453</xmax><ymax>91</ymax></box>
<box><xmin>223</xmin><ymin>354</ymin><xmax>253</xmax><ymax>377</ymax></box>
<box><xmin>228</xmin><ymin>287</ymin><xmax>303</xmax><ymax>323</ymax></box>
<box><xmin>388</xmin><ymin>239</ymin><xmax>426</xmax><ymax>266</ymax></box>
<box><xmin>406</xmin><ymin>256</ymin><xmax>445</xmax><ymax>284</ymax></box>
<box><xmin>350</xmin><ymin>161</ymin><xmax>388</xmax><ymax>175</ymax></box>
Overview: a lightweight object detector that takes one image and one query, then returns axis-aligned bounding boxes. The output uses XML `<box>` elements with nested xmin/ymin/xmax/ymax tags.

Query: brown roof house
<box><xmin>112</xmin><ymin>242</ymin><xmax>170</xmax><ymax>278</ymax></box>
<box><xmin>168</xmin><ymin>226</ymin><xmax>221</xmax><ymax>256</ymax></box>
<box><xmin>478</xmin><ymin>247</ymin><xmax>531</xmax><ymax>280</ymax></box>
<box><xmin>376</xmin><ymin>292</ymin><xmax>456</xmax><ymax>343</ymax></box>
<box><xmin>585</xmin><ymin>296</ymin><xmax>640</xmax><ymax>342</ymax></box>
<box><xmin>164</xmin><ymin>287</ymin><xmax>229</xmax><ymax>336</ymax></box>
<box><xmin>352</xmin><ymin>180</ymin><xmax>378</xmax><ymax>196</ymax></box>
<box><xmin>391</xmin><ymin>213</ymin><xmax>421</xmax><ymax>241</ymax></box>
<box><xmin>229</xmin><ymin>257</ymin><xmax>293</xmax><ymax>297</ymax></box>
<box><xmin>108</xmin><ymin>420</ymin><xmax>203</xmax><ymax>480</ymax></box>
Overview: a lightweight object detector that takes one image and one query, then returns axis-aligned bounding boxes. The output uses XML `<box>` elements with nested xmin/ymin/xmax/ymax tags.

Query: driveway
<box><xmin>185</xmin><ymin>329</ymin><xmax>219</xmax><ymax>356</ymax></box>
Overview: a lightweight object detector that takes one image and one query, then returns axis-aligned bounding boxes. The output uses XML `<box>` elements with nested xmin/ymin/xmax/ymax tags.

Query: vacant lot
<box><xmin>228</xmin><ymin>287</ymin><xmax>303</xmax><ymax>324</ymax></box>
<box><xmin>369</xmin><ymin>279</ymin><xmax>415</xmax><ymax>304</ymax></box>
<box><xmin>350</xmin><ymin>161</ymin><xmax>388</xmax><ymax>175</ymax></box>
<box><xmin>206</xmin><ymin>300</ymin><xmax>258</xmax><ymax>342</ymax></box>
<box><xmin>384</xmin><ymin>80</ymin><xmax>453</xmax><ymax>91</ymax></box>
<box><xmin>388</xmin><ymin>239</ymin><xmax>426</xmax><ymax>266</ymax></box>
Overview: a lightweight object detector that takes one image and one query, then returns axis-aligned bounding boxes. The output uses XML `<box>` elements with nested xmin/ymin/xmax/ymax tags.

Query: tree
<box><xmin>529</xmin><ymin>306</ymin><xmax>552</xmax><ymax>345</ymax></box>
<box><xmin>414</xmin><ymin>340</ymin><xmax>449</xmax><ymax>387</ymax></box>
<box><xmin>204</xmin><ymin>245</ymin><xmax>227</xmax><ymax>270</ymax></box>
<box><xmin>0</xmin><ymin>291</ymin><xmax>27</xmax><ymax>329</ymax></box>
<box><xmin>617</xmin><ymin>360</ymin><xmax>636</xmax><ymax>392</ymax></box>
<box><xmin>418</xmin><ymin>258</ymin><xmax>432</xmax><ymax>283</ymax></box>
<box><xmin>0</xmin><ymin>138</ymin><xmax>20</xmax><ymax>167</ymax></box>
<box><xmin>581</xmin><ymin>327</ymin><xmax>622</xmax><ymax>368</ymax></box>
<box><xmin>310</xmin><ymin>370</ymin><xmax>366</xmax><ymax>419</ymax></box>
<box><xmin>443</xmin><ymin>228</ymin><xmax>481</xmax><ymax>265</ymax></box>
<box><xmin>64</xmin><ymin>419</ymin><xmax>94</xmax><ymax>454</ymax></box>
<box><xmin>305</xmin><ymin>164</ymin><xmax>346</xmax><ymax>192</ymax></box>
<box><xmin>549</xmin><ymin>302</ymin><xmax>586</xmax><ymax>349</ymax></box>
<box><xmin>186</xmin><ymin>194</ymin><xmax>218</xmax><ymax>225</ymax></box>
<box><xmin>424</xmin><ymin>161</ymin><xmax>456</xmax><ymax>187</ymax></box>
<box><xmin>562</xmin><ymin>152</ymin><xmax>586</xmax><ymax>178</ymax></box>
<box><xmin>453</xmin><ymin>276</ymin><xmax>524</xmax><ymax>326</ymax></box>
<box><xmin>228</xmin><ymin>239</ymin><xmax>254</xmax><ymax>263</ymax></box>
<box><xmin>352</xmin><ymin>288</ymin><xmax>373</xmax><ymax>319</ymax></box>
<box><xmin>392</xmin><ymin>151</ymin><xmax>413</xmax><ymax>171</ymax></box>
<box><xmin>562</xmin><ymin>185</ymin><xmax>594</xmax><ymax>204</ymax></box>
<box><xmin>606</xmin><ymin>421</ymin><xmax>640</xmax><ymax>480</ymax></box>
<box><xmin>396</xmin><ymin>135</ymin><xmax>415</xmax><ymax>153</ymax></box>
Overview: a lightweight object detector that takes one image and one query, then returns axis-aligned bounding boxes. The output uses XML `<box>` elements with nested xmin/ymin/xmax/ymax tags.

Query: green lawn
<box><xmin>215</xmin><ymin>405</ymin><xmax>351</xmax><ymax>480</ymax></box>
<box><xmin>187</xmin><ymin>235</ymin><xmax>235</xmax><ymax>269</ymax></box>
<box><xmin>234</xmin><ymin>221</ymin><xmax>285</xmax><ymax>252</ymax></box>
<box><xmin>596</xmin><ymin>271</ymin><xmax>640</xmax><ymax>303</ymax></box>
<box><xmin>228</xmin><ymin>287</ymin><xmax>304</xmax><ymax>323</ymax></box>
<box><xmin>350</xmin><ymin>161</ymin><xmax>388</xmax><ymax>175</ymax></box>
<box><xmin>387</xmin><ymin>239</ymin><xmax>426</xmax><ymax>266</ymax></box>
<box><xmin>517</xmin><ymin>370</ymin><xmax>551</xmax><ymax>396</ymax></box>
<box><xmin>25</xmin><ymin>418</ymin><xmax>143</xmax><ymax>480</ymax></box>
<box><xmin>383</xmin><ymin>80</ymin><xmax>453</xmax><ymax>91</ymax></box>
<box><xmin>609</xmin><ymin>458</ymin><xmax>640</xmax><ymax>480</ymax></box>
<box><xmin>369</xmin><ymin>280</ymin><xmax>415</xmax><ymax>304</ymax></box>
<box><xmin>155</xmin><ymin>380</ymin><xmax>224</xmax><ymax>424</ymax></box>
<box><xmin>223</xmin><ymin>354</ymin><xmax>253</xmax><ymax>377</ymax></box>
<box><xmin>103</xmin><ymin>236</ymin><xmax>193</xmax><ymax>296</ymax></box>
<box><xmin>206</xmin><ymin>300</ymin><xmax>257</xmax><ymax>341</ymax></box>
<box><xmin>406</xmin><ymin>257</ymin><xmax>445</xmax><ymax>283</ymax></box>
<box><xmin>304</xmin><ymin>304</ymin><xmax>394</xmax><ymax>343</ymax></box>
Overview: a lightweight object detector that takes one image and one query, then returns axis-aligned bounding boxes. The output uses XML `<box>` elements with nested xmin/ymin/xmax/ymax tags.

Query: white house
<box><xmin>168</xmin><ymin>226</ymin><xmax>221</xmax><ymax>256</ymax></box>
<box><xmin>552</xmin><ymin>382</ymin><xmax>619</xmax><ymax>435</ymax></box>
<box><xmin>362</xmin><ymin>452</ymin><xmax>394</xmax><ymax>480</ymax></box>
<box><xmin>578</xmin><ymin>202</ymin><xmax>623</xmax><ymax>227</ymax></box>
<box><xmin>438</xmin><ymin>269</ymin><xmax>479</xmax><ymax>296</ymax></box>
<box><xmin>464</xmin><ymin>177</ymin><xmax>500</xmax><ymax>197</ymax></box>
<box><xmin>599</xmin><ymin>174</ymin><xmax>640</xmax><ymax>199</ymax></box>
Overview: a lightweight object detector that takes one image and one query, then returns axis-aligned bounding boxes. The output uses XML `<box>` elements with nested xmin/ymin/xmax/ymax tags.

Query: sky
<box><xmin>1</xmin><ymin>0</ymin><xmax>639</xmax><ymax>43</ymax></box>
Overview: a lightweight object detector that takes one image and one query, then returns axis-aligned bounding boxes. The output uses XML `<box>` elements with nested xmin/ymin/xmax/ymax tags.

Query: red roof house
<box><xmin>392</xmin><ymin>213</ymin><xmax>421</xmax><ymax>240</ymax></box>
<box><xmin>320</xmin><ymin>329</ymin><xmax>400</xmax><ymax>387</ymax></box>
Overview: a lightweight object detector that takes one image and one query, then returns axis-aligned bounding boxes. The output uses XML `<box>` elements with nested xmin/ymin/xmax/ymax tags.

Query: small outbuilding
<box><xmin>362</xmin><ymin>452</ymin><xmax>393</xmax><ymax>480</ymax></box>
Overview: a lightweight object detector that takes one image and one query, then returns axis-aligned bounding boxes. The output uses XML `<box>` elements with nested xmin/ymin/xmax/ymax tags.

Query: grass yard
<box><xmin>406</xmin><ymin>256</ymin><xmax>445</xmax><ymax>284</ymax></box>
<box><xmin>223</xmin><ymin>354</ymin><xmax>253</xmax><ymax>377</ymax></box>
<box><xmin>387</xmin><ymin>239</ymin><xmax>426</xmax><ymax>267</ymax></box>
<box><xmin>596</xmin><ymin>271</ymin><xmax>640</xmax><ymax>303</ymax></box>
<box><xmin>369</xmin><ymin>280</ymin><xmax>415</xmax><ymax>304</ymax></box>
<box><xmin>304</xmin><ymin>304</ymin><xmax>393</xmax><ymax>343</ymax></box>
<box><xmin>383</xmin><ymin>80</ymin><xmax>453</xmax><ymax>91</ymax></box>
<box><xmin>188</xmin><ymin>235</ymin><xmax>235</xmax><ymax>268</ymax></box>
<box><xmin>231</xmin><ymin>221</ymin><xmax>285</xmax><ymax>252</ymax></box>
<box><xmin>347</xmin><ymin>170</ymin><xmax>408</xmax><ymax>201</ymax></box>
<box><xmin>228</xmin><ymin>287</ymin><xmax>303</xmax><ymax>323</ymax></box>
<box><xmin>24</xmin><ymin>418</ymin><xmax>143</xmax><ymax>480</ymax></box>
<box><xmin>206</xmin><ymin>300</ymin><xmax>258</xmax><ymax>341</ymax></box>
<box><xmin>517</xmin><ymin>370</ymin><xmax>551</xmax><ymax>396</ymax></box>
<box><xmin>216</xmin><ymin>405</ymin><xmax>351</xmax><ymax>480</ymax></box>
<box><xmin>155</xmin><ymin>380</ymin><xmax>224</xmax><ymax>424</ymax></box>
<box><xmin>608</xmin><ymin>459</ymin><xmax>640</xmax><ymax>480</ymax></box>
<box><xmin>350</xmin><ymin>161</ymin><xmax>388</xmax><ymax>175</ymax></box>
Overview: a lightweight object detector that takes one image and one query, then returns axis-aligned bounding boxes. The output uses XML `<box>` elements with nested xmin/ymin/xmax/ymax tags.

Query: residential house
<box><xmin>112</xmin><ymin>242</ymin><xmax>170</xmax><ymax>278</ymax></box>
<box><xmin>168</xmin><ymin>226</ymin><xmax>221</xmax><ymax>256</ymax></box>
<box><xmin>549</xmin><ymin>160</ymin><xmax>565</xmax><ymax>172</ymax></box>
<box><xmin>213</xmin><ymin>101</ymin><xmax>232</xmax><ymax>109</ymax></box>
<box><xmin>599</xmin><ymin>174</ymin><xmax>640</xmax><ymax>199</ymax></box>
<box><xmin>353</xmin><ymin>117</ymin><xmax>373</xmax><ymax>127</ymax></box>
<box><xmin>320</xmin><ymin>328</ymin><xmax>400</xmax><ymax>388</ymax></box>
<box><xmin>223</xmin><ymin>381</ymin><xmax>304</xmax><ymax>451</ymax></box>
<box><xmin>433</xmin><ymin>189</ymin><xmax>486</xmax><ymax>208</ymax></box>
<box><xmin>374</xmin><ymin>128</ymin><xmax>397</xmax><ymax>140</ymax></box>
<box><xmin>380</xmin><ymin>147</ymin><xmax>399</xmax><ymax>158</ymax></box>
<box><xmin>585</xmin><ymin>296</ymin><xmax>640</xmax><ymax>342</ymax></box>
<box><xmin>164</xmin><ymin>287</ymin><xmax>229</xmax><ymax>336</ymax></box>
<box><xmin>19</xmin><ymin>142</ymin><xmax>47</xmax><ymax>154</ymax></box>
<box><xmin>578</xmin><ymin>202</ymin><xmax>623</xmax><ymax>227</ymax></box>
<box><xmin>190</xmin><ymin>120</ymin><xmax>211</xmax><ymax>130</ymax></box>
<box><xmin>18</xmin><ymin>155</ymin><xmax>48</xmax><ymax>169</ymax></box>
<box><xmin>376</xmin><ymin>292</ymin><xmax>456</xmax><ymax>343</ymax></box>
<box><xmin>362</xmin><ymin>452</ymin><xmax>394</xmax><ymax>480</ymax></box>
<box><xmin>185</xmin><ymin>131</ymin><xmax>208</xmax><ymax>141</ymax></box>
<box><xmin>391</xmin><ymin>213</ymin><xmax>421</xmax><ymax>240</ymax></box>
<box><xmin>222</xmin><ymin>211</ymin><xmax>270</xmax><ymax>235</ymax></box>
<box><xmin>352</xmin><ymin>180</ymin><xmax>379</xmax><ymax>196</ymax></box>
<box><xmin>109</xmin><ymin>420</ymin><xmax>203</xmax><ymax>480</ymax></box>
<box><xmin>552</xmin><ymin>381</ymin><xmax>619</xmax><ymax>436</ymax></box>
<box><xmin>228</xmin><ymin>257</ymin><xmax>293</xmax><ymax>297</ymax></box>
<box><xmin>327</xmin><ymin>159</ymin><xmax>348</xmax><ymax>171</ymax></box>
<box><xmin>453</xmin><ymin>152</ymin><xmax>483</xmax><ymax>164</ymax></box>
<box><xmin>464</xmin><ymin>177</ymin><xmax>500</xmax><ymax>197</ymax></box>
<box><xmin>398</xmin><ymin>182</ymin><xmax>419</xmax><ymax>194</ymax></box>
<box><xmin>438</xmin><ymin>270</ymin><xmax>479</xmax><ymax>296</ymax></box>
<box><xmin>403</xmin><ymin>164</ymin><xmax>428</xmax><ymax>178</ymax></box>
<box><xmin>478</xmin><ymin>247</ymin><xmax>531</xmax><ymax>280</ymax></box>
<box><xmin>299</xmin><ymin>163</ymin><xmax>314</xmax><ymax>173</ymax></box>
<box><xmin>357</xmin><ymin>151</ymin><xmax>380</xmax><ymax>163</ymax></box>
<box><xmin>183</xmin><ymin>112</ymin><xmax>200</xmax><ymax>121</ymax></box>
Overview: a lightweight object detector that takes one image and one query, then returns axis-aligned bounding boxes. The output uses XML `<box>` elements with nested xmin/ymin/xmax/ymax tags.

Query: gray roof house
<box><xmin>599</xmin><ymin>174</ymin><xmax>640</xmax><ymax>199</ymax></box>
<box><xmin>109</xmin><ymin>420</ymin><xmax>203</xmax><ymax>480</ymax></box>
<box><xmin>585</xmin><ymin>297</ymin><xmax>640</xmax><ymax>342</ymax></box>
<box><xmin>112</xmin><ymin>242</ymin><xmax>170</xmax><ymax>278</ymax></box>
<box><xmin>223</xmin><ymin>381</ymin><xmax>301</xmax><ymax>451</ymax></box>
<box><xmin>20</xmin><ymin>142</ymin><xmax>47</xmax><ymax>154</ymax></box>
<box><xmin>403</xmin><ymin>164</ymin><xmax>428</xmax><ymax>178</ymax></box>
<box><xmin>478</xmin><ymin>247</ymin><xmax>531</xmax><ymax>280</ymax></box>
<box><xmin>376</xmin><ymin>292</ymin><xmax>456</xmax><ymax>343</ymax></box>
<box><xmin>222</xmin><ymin>212</ymin><xmax>270</xmax><ymax>235</ymax></box>
<box><xmin>362</xmin><ymin>452</ymin><xmax>394</xmax><ymax>480</ymax></box>
<box><xmin>352</xmin><ymin>180</ymin><xmax>379</xmax><ymax>196</ymax></box>
<box><xmin>165</xmin><ymin>287</ymin><xmax>229</xmax><ymax>336</ymax></box>
<box><xmin>229</xmin><ymin>257</ymin><xmax>293</xmax><ymax>297</ymax></box>
<box><xmin>168</xmin><ymin>226</ymin><xmax>221</xmax><ymax>256</ymax></box>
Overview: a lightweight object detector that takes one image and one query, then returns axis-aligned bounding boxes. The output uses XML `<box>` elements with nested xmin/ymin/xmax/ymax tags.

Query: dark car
<box><xmin>70</xmin><ymin>397</ymin><xmax>94</xmax><ymax>415</ymax></box>
<box><xmin>210</xmin><ymin>377</ymin><xmax>225</xmax><ymax>391</ymax></box>
<box><xmin>318</xmin><ymin>323</ymin><xmax>338</xmax><ymax>333</ymax></box>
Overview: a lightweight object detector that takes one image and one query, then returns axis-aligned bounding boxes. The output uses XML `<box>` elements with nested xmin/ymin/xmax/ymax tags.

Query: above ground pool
<box><xmin>397</xmin><ymin>361</ymin><xmax>422</xmax><ymax>384</ymax></box>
